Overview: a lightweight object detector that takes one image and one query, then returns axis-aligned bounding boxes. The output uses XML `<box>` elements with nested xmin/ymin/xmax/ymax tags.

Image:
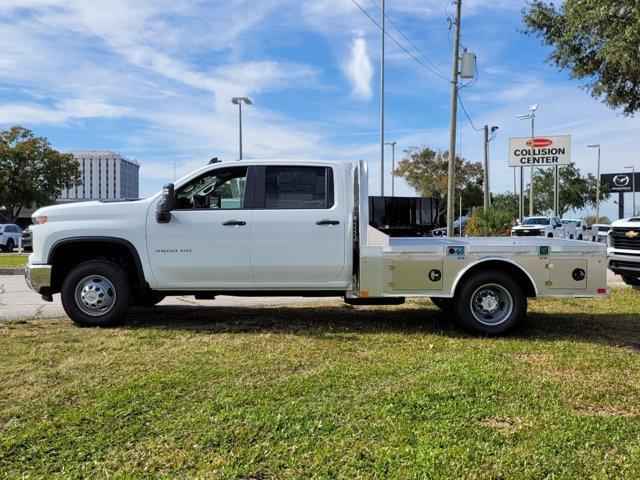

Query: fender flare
<box><xmin>450</xmin><ymin>256</ymin><xmax>539</xmax><ymax>297</ymax></box>
<box><xmin>48</xmin><ymin>236</ymin><xmax>149</xmax><ymax>290</ymax></box>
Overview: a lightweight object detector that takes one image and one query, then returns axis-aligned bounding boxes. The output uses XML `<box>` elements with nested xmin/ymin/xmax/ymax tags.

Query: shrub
<box><xmin>466</xmin><ymin>207</ymin><xmax>514</xmax><ymax>237</ymax></box>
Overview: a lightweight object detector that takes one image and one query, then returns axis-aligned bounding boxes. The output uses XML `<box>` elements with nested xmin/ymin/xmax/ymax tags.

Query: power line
<box><xmin>458</xmin><ymin>93</ymin><xmax>483</xmax><ymax>131</ymax></box>
<box><xmin>351</xmin><ymin>0</ymin><xmax>449</xmax><ymax>82</ymax></box>
<box><xmin>367</xmin><ymin>0</ymin><xmax>448</xmax><ymax>80</ymax></box>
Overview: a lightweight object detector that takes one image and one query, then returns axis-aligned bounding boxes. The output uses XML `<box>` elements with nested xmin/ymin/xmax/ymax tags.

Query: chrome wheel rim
<box><xmin>74</xmin><ymin>275</ymin><xmax>116</xmax><ymax>316</ymax></box>
<box><xmin>470</xmin><ymin>283</ymin><xmax>513</xmax><ymax>326</ymax></box>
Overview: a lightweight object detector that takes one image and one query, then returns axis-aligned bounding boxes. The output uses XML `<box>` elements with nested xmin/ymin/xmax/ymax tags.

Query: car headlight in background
<box><xmin>32</xmin><ymin>216</ymin><xmax>47</xmax><ymax>225</ymax></box>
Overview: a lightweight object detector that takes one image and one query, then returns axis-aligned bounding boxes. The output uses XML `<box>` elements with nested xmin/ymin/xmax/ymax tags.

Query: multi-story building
<box><xmin>60</xmin><ymin>150</ymin><xmax>139</xmax><ymax>201</ymax></box>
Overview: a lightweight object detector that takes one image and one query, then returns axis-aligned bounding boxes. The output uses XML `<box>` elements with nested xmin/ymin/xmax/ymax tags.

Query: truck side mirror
<box><xmin>156</xmin><ymin>183</ymin><xmax>175</xmax><ymax>223</ymax></box>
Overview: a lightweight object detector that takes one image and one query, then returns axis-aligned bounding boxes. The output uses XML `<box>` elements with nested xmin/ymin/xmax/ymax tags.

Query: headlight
<box><xmin>32</xmin><ymin>216</ymin><xmax>47</xmax><ymax>225</ymax></box>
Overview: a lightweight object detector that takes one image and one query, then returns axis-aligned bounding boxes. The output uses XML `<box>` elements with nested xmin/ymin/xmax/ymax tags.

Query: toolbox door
<box><xmin>389</xmin><ymin>259</ymin><xmax>443</xmax><ymax>291</ymax></box>
<box><xmin>548</xmin><ymin>259</ymin><xmax>587</xmax><ymax>290</ymax></box>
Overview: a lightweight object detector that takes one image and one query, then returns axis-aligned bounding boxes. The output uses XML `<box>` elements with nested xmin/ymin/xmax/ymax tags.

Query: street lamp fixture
<box><xmin>231</xmin><ymin>97</ymin><xmax>252</xmax><ymax>159</ymax></box>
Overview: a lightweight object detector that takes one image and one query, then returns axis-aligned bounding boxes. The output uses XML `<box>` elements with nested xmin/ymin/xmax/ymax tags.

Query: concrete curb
<box><xmin>0</xmin><ymin>268</ymin><xmax>24</xmax><ymax>275</ymax></box>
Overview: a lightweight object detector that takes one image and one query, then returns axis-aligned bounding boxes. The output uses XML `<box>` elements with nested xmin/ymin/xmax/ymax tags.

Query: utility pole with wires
<box><xmin>379</xmin><ymin>0</ymin><xmax>385</xmax><ymax>197</ymax></box>
<box><xmin>385</xmin><ymin>141</ymin><xmax>397</xmax><ymax>196</ymax></box>
<box><xmin>446</xmin><ymin>0</ymin><xmax>462</xmax><ymax>236</ymax></box>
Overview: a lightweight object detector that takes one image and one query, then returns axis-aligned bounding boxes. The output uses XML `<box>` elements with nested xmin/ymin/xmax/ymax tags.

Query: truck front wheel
<box><xmin>622</xmin><ymin>275</ymin><xmax>640</xmax><ymax>286</ymax></box>
<box><xmin>61</xmin><ymin>260</ymin><xmax>132</xmax><ymax>327</ymax></box>
<box><xmin>453</xmin><ymin>270</ymin><xmax>527</xmax><ymax>335</ymax></box>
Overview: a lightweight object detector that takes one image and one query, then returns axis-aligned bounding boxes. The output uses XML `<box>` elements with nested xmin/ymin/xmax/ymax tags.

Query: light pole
<box><xmin>483</xmin><ymin>125</ymin><xmax>498</xmax><ymax>210</ymax></box>
<box><xmin>588</xmin><ymin>144</ymin><xmax>601</xmax><ymax>224</ymax></box>
<box><xmin>231</xmin><ymin>97</ymin><xmax>252</xmax><ymax>159</ymax></box>
<box><xmin>385</xmin><ymin>141</ymin><xmax>397</xmax><ymax>197</ymax></box>
<box><xmin>625</xmin><ymin>165</ymin><xmax>636</xmax><ymax>216</ymax></box>
<box><xmin>517</xmin><ymin>104</ymin><xmax>538</xmax><ymax>218</ymax></box>
<box><xmin>379</xmin><ymin>0</ymin><xmax>385</xmax><ymax>196</ymax></box>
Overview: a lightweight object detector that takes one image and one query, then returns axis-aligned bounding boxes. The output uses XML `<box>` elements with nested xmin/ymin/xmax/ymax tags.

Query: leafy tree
<box><xmin>466</xmin><ymin>207</ymin><xmax>515</xmax><ymax>237</ymax></box>
<box><xmin>523</xmin><ymin>0</ymin><xmax>640</xmax><ymax>115</ymax></box>
<box><xmin>0</xmin><ymin>126</ymin><xmax>80</xmax><ymax>222</ymax></box>
<box><xmin>491</xmin><ymin>192</ymin><xmax>519</xmax><ymax>218</ymax></box>
<box><xmin>527</xmin><ymin>163</ymin><xmax>609</xmax><ymax>216</ymax></box>
<box><xmin>393</xmin><ymin>147</ymin><xmax>484</xmax><ymax>221</ymax></box>
<box><xmin>585</xmin><ymin>214</ymin><xmax>611</xmax><ymax>226</ymax></box>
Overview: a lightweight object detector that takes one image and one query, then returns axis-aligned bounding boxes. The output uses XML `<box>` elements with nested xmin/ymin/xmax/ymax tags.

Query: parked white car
<box><xmin>511</xmin><ymin>216</ymin><xmax>566</xmax><ymax>238</ymax></box>
<box><xmin>0</xmin><ymin>223</ymin><xmax>23</xmax><ymax>252</ymax></box>
<box><xmin>562</xmin><ymin>218</ymin><xmax>591</xmax><ymax>241</ymax></box>
<box><xmin>25</xmin><ymin>159</ymin><xmax>607</xmax><ymax>335</ymax></box>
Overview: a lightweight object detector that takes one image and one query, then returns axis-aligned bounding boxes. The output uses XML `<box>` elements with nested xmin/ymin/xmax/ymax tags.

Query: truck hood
<box><xmin>611</xmin><ymin>217</ymin><xmax>640</xmax><ymax>228</ymax></box>
<box><xmin>33</xmin><ymin>198</ymin><xmax>152</xmax><ymax>222</ymax></box>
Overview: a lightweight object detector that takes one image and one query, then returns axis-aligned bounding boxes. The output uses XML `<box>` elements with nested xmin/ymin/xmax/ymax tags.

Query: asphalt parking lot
<box><xmin>0</xmin><ymin>271</ymin><xmax>627</xmax><ymax>323</ymax></box>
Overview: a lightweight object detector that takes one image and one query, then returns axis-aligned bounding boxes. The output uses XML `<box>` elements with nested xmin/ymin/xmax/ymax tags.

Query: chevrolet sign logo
<box><xmin>625</xmin><ymin>230</ymin><xmax>638</xmax><ymax>238</ymax></box>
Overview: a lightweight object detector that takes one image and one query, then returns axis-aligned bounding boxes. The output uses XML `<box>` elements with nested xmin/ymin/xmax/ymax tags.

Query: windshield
<box><xmin>522</xmin><ymin>217</ymin><xmax>549</xmax><ymax>225</ymax></box>
<box><xmin>562</xmin><ymin>219</ymin><xmax>579</xmax><ymax>226</ymax></box>
<box><xmin>598</xmin><ymin>226</ymin><xmax>610</xmax><ymax>232</ymax></box>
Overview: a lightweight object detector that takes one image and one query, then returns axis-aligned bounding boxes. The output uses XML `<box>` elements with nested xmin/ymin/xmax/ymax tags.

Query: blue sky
<box><xmin>1</xmin><ymin>0</ymin><xmax>639</xmax><ymax>220</ymax></box>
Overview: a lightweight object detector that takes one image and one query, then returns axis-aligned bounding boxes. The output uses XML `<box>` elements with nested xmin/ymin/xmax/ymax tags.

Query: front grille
<box><xmin>513</xmin><ymin>229</ymin><xmax>541</xmax><ymax>237</ymax></box>
<box><xmin>611</xmin><ymin>227</ymin><xmax>640</xmax><ymax>250</ymax></box>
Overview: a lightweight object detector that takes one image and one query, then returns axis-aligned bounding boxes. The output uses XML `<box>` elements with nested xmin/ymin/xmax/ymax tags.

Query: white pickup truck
<box><xmin>25</xmin><ymin>159</ymin><xmax>608</xmax><ymax>335</ymax></box>
<box><xmin>511</xmin><ymin>216</ymin><xmax>566</xmax><ymax>238</ymax></box>
<box><xmin>562</xmin><ymin>218</ymin><xmax>591</xmax><ymax>241</ymax></box>
<box><xmin>607</xmin><ymin>217</ymin><xmax>640</xmax><ymax>286</ymax></box>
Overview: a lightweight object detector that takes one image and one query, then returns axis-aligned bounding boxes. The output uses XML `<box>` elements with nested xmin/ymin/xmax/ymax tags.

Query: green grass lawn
<box><xmin>0</xmin><ymin>253</ymin><xmax>28</xmax><ymax>268</ymax></box>
<box><xmin>1</xmin><ymin>289</ymin><xmax>639</xmax><ymax>478</ymax></box>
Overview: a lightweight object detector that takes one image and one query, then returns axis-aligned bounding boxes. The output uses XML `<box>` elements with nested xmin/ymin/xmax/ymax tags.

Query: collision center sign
<box><xmin>508</xmin><ymin>135</ymin><xmax>571</xmax><ymax>167</ymax></box>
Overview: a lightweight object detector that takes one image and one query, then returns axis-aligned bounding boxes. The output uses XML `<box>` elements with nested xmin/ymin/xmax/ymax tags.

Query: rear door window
<box><xmin>263</xmin><ymin>166</ymin><xmax>334</xmax><ymax>209</ymax></box>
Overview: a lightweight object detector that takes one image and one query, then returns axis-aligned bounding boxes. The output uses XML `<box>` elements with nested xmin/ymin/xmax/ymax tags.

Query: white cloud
<box><xmin>343</xmin><ymin>32</ymin><xmax>374</xmax><ymax>101</ymax></box>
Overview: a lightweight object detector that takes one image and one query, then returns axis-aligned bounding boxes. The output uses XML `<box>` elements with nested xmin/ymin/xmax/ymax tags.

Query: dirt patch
<box><xmin>575</xmin><ymin>405</ymin><xmax>638</xmax><ymax>417</ymax></box>
<box><xmin>511</xmin><ymin>353</ymin><xmax>550</xmax><ymax>362</ymax></box>
<box><xmin>480</xmin><ymin>416</ymin><xmax>527</xmax><ymax>435</ymax></box>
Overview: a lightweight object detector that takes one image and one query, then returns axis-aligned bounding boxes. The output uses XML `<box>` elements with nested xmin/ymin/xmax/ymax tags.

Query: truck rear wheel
<box><xmin>453</xmin><ymin>270</ymin><xmax>526</xmax><ymax>335</ymax></box>
<box><xmin>61</xmin><ymin>260</ymin><xmax>132</xmax><ymax>327</ymax></box>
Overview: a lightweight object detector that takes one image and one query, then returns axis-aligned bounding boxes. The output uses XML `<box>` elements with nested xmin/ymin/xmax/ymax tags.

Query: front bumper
<box><xmin>608</xmin><ymin>251</ymin><xmax>640</xmax><ymax>276</ymax></box>
<box><xmin>24</xmin><ymin>263</ymin><xmax>52</xmax><ymax>294</ymax></box>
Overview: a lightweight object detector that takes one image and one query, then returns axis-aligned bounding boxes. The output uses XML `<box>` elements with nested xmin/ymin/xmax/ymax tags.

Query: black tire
<box><xmin>578</xmin><ymin>234</ymin><xmax>583</xmax><ymax>240</ymax></box>
<box><xmin>569</xmin><ymin>234</ymin><xmax>574</xmax><ymax>239</ymax></box>
<box><xmin>452</xmin><ymin>270</ymin><xmax>527</xmax><ymax>335</ymax></box>
<box><xmin>133</xmin><ymin>291</ymin><xmax>166</xmax><ymax>307</ymax></box>
<box><xmin>61</xmin><ymin>260</ymin><xmax>132</xmax><ymax>327</ymax></box>
<box><xmin>547</xmin><ymin>233</ymin><xmax>553</xmax><ymax>238</ymax></box>
<box><xmin>621</xmin><ymin>275</ymin><xmax>640</xmax><ymax>286</ymax></box>
<box><xmin>430</xmin><ymin>297</ymin><xmax>454</xmax><ymax>314</ymax></box>
<box><xmin>5</xmin><ymin>238</ymin><xmax>14</xmax><ymax>252</ymax></box>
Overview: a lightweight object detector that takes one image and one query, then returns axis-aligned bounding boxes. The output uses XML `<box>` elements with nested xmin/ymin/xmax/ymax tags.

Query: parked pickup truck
<box><xmin>607</xmin><ymin>217</ymin><xmax>640</xmax><ymax>286</ymax></box>
<box><xmin>561</xmin><ymin>218</ymin><xmax>591</xmax><ymax>241</ymax></box>
<box><xmin>25</xmin><ymin>160</ymin><xmax>608</xmax><ymax>335</ymax></box>
<box><xmin>511</xmin><ymin>216</ymin><xmax>566</xmax><ymax>238</ymax></box>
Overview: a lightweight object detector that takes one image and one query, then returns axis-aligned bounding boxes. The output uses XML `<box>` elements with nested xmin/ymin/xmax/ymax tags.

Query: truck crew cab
<box><xmin>25</xmin><ymin>160</ymin><xmax>608</xmax><ymax>335</ymax></box>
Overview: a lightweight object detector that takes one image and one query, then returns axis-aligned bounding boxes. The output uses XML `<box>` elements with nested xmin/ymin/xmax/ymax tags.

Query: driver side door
<box><xmin>146</xmin><ymin>165</ymin><xmax>255</xmax><ymax>288</ymax></box>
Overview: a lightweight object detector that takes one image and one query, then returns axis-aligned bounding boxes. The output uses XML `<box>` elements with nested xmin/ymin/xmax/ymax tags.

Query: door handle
<box><xmin>222</xmin><ymin>220</ymin><xmax>246</xmax><ymax>226</ymax></box>
<box><xmin>316</xmin><ymin>219</ymin><xmax>340</xmax><ymax>226</ymax></box>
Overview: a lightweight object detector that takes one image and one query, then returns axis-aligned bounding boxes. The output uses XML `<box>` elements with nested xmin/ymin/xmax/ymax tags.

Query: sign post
<box><xmin>509</xmin><ymin>135</ymin><xmax>571</xmax><ymax>218</ymax></box>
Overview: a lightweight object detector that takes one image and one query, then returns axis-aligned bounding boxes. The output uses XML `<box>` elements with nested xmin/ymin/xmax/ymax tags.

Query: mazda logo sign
<box><xmin>613</xmin><ymin>174</ymin><xmax>630</xmax><ymax>187</ymax></box>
